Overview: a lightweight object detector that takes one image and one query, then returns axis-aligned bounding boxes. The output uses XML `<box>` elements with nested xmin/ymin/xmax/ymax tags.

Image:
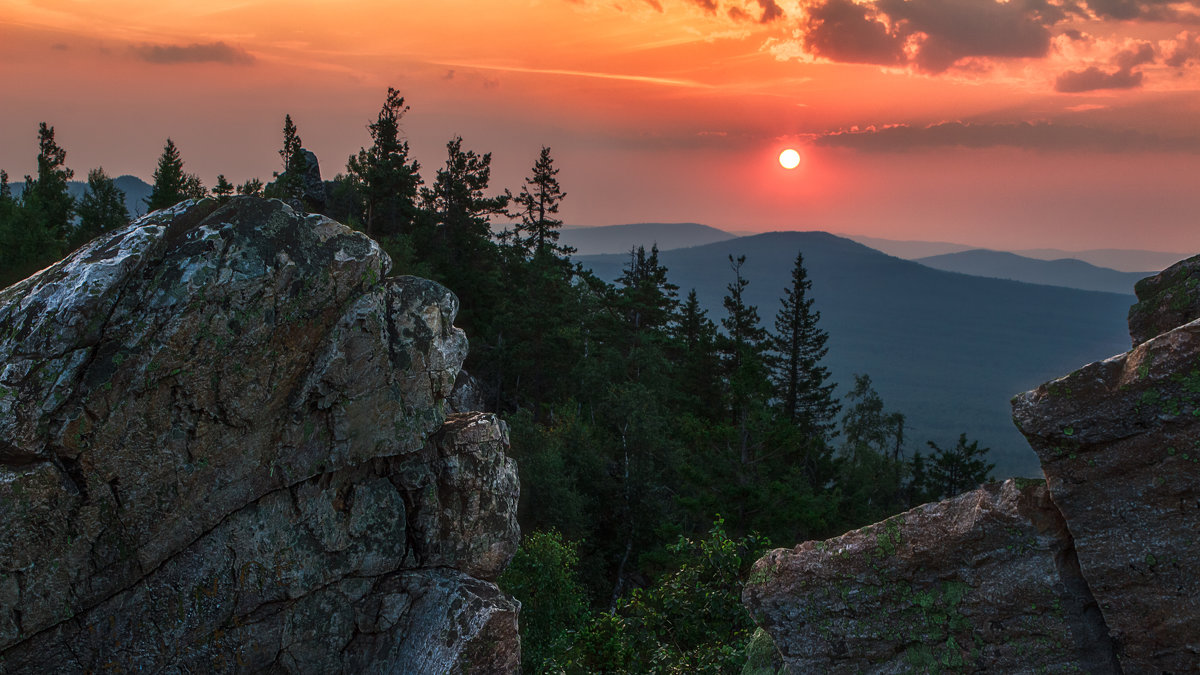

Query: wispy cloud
<box><xmin>131</xmin><ymin>41</ymin><xmax>254</xmax><ymax>65</ymax></box>
<box><xmin>431</xmin><ymin>62</ymin><xmax>713</xmax><ymax>89</ymax></box>
<box><xmin>813</xmin><ymin>120</ymin><xmax>1200</xmax><ymax>153</ymax></box>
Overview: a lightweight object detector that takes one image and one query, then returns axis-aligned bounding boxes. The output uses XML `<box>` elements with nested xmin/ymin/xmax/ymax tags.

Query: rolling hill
<box><xmin>558</xmin><ymin>222</ymin><xmax>737</xmax><ymax>255</ymax></box>
<box><xmin>1012</xmin><ymin>247</ymin><xmax>1188</xmax><ymax>274</ymax></box>
<box><xmin>916</xmin><ymin>249</ymin><xmax>1145</xmax><ymax>295</ymax></box>
<box><xmin>577</xmin><ymin>231</ymin><xmax>1133</xmax><ymax>477</ymax></box>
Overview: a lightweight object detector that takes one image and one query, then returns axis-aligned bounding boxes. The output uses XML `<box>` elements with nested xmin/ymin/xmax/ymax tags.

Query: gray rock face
<box><xmin>297</xmin><ymin>148</ymin><xmax>327</xmax><ymax>212</ymax></box>
<box><xmin>742</xmin><ymin>480</ymin><xmax>1118</xmax><ymax>674</ymax></box>
<box><xmin>1127</xmin><ymin>253</ymin><xmax>1200</xmax><ymax>346</ymax></box>
<box><xmin>746</xmin><ymin>260</ymin><xmax>1200</xmax><ymax>674</ymax></box>
<box><xmin>0</xmin><ymin>197</ymin><xmax>520</xmax><ymax>673</ymax></box>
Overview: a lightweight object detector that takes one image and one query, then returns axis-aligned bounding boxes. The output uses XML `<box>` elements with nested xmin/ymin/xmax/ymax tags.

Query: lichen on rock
<box><xmin>0</xmin><ymin>197</ymin><xmax>521</xmax><ymax>673</ymax></box>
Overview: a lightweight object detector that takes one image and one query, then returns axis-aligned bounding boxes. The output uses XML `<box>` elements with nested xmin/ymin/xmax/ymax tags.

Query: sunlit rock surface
<box><xmin>746</xmin><ymin>256</ymin><xmax>1200</xmax><ymax>674</ymax></box>
<box><xmin>0</xmin><ymin>197</ymin><xmax>520</xmax><ymax>673</ymax></box>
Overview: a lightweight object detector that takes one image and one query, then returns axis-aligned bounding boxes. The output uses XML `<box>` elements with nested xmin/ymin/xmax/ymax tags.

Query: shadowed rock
<box><xmin>0</xmin><ymin>197</ymin><xmax>520</xmax><ymax>673</ymax></box>
<box><xmin>742</xmin><ymin>480</ymin><xmax>1118</xmax><ymax>673</ymax></box>
<box><xmin>1128</xmin><ymin>253</ymin><xmax>1200</xmax><ymax>346</ymax></box>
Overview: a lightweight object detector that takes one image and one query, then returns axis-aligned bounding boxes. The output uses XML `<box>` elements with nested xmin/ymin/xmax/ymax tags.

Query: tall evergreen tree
<box><xmin>212</xmin><ymin>175</ymin><xmax>235</xmax><ymax>201</ymax></box>
<box><xmin>508</xmin><ymin>146</ymin><xmax>573</xmax><ymax>259</ymax></box>
<box><xmin>276</xmin><ymin>114</ymin><xmax>307</xmax><ymax>204</ymax></box>
<box><xmin>22</xmin><ymin>122</ymin><xmax>74</xmax><ymax>240</ymax></box>
<box><xmin>74</xmin><ymin>168</ymin><xmax>129</xmax><ymax>246</ymax></box>
<box><xmin>146</xmin><ymin>139</ymin><xmax>204</xmax><ymax>211</ymax></box>
<box><xmin>346</xmin><ymin>88</ymin><xmax>422</xmax><ymax>238</ymax></box>
<box><xmin>422</xmin><ymin>136</ymin><xmax>508</xmax><ymax>266</ymax></box>
<box><xmin>769</xmin><ymin>251</ymin><xmax>839</xmax><ymax>439</ymax></box>
<box><xmin>237</xmin><ymin>178</ymin><xmax>264</xmax><ymax>197</ymax></box>
<box><xmin>925</xmin><ymin>434</ymin><xmax>995</xmax><ymax>500</ymax></box>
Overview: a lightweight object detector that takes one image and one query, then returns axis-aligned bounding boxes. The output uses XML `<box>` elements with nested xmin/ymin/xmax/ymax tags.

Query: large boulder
<box><xmin>1127</xmin><ymin>253</ymin><xmax>1200</xmax><ymax>346</ymax></box>
<box><xmin>742</xmin><ymin>480</ymin><xmax>1118</xmax><ymax>673</ymax></box>
<box><xmin>0</xmin><ymin>197</ymin><xmax>520</xmax><ymax>673</ymax></box>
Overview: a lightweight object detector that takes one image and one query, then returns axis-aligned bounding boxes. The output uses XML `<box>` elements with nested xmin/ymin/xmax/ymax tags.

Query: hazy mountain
<box><xmin>10</xmin><ymin>175</ymin><xmax>153</xmax><ymax>219</ymax></box>
<box><xmin>916</xmin><ymin>249</ymin><xmax>1145</xmax><ymax>295</ymax></box>
<box><xmin>559</xmin><ymin>222</ymin><xmax>737</xmax><ymax>255</ymax></box>
<box><xmin>842</xmin><ymin>234</ymin><xmax>977</xmax><ymax>259</ymax></box>
<box><xmin>578</xmin><ymin>231</ymin><xmax>1132</xmax><ymax>478</ymax></box>
<box><xmin>1012</xmin><ymin>248</ymin><xmax>1188</xmax><ymax>274</ymax></box>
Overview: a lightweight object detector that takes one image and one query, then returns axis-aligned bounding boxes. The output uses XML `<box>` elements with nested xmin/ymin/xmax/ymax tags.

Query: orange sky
<box><xmin>3</xmin><ymin>0</ymin><xmax>1200</xmax><ymax>250</ymax></box>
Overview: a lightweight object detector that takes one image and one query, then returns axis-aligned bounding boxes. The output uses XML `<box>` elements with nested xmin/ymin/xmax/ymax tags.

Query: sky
<box><xmin>2</xmin><ymin>0</ymin><xmax>1199</xmax><ymax>251</ymax></box>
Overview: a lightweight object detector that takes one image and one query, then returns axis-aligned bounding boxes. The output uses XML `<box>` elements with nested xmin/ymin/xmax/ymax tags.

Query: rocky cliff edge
<box><xmin>0</xmin><ymin>197</ymin><xmax>520</xmax><ymax>673</ymax></box>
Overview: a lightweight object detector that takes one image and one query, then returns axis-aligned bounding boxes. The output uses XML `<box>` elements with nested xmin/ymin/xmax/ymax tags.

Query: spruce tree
<box><xmin>23</xmin><ymin>122</ymin><xmax>74</xmax><ymax>240</ymax></box>
<box><xmin>277</xmin><ymin>114</ymin><xmax>307</xmax><ymax>204</ymax></box>
<box><xmin>237</xmin><ymin>178</ymin><xmax>264</xmax><ymax>197</ymax></box>
<box><xmin>346</xmin><ymin>88</ymin><xmax>422</xmax><ymax>237</ymax></box>
<box><xmin>925</xmin><ymin>434</ymin><xmax>994</xmax><ymax>500</ymax></box>
<box><xmin>74</xmin><ymin>168</ymin><xmax>129</xmax><ymax>245</ymax></box>
<box><xmin>509</xmin><ymin>146</ymin><xmax>573</xmax><ymax>259</ymax></box>
<box><xmin>422</xmin><ymin>136</ymin><xmax>508</xmax><ymax>267</ymax></box>
<box><xmin>212</xmin><ymin>175</ymin><xmax>235</xmax><ymax>201</ymax></box>
<box><xmin>769</xmin><ymin>251</ymin><xmax>839</xmax><ymax>439</ymax></box>
<box><xmin>146</xmin><ymin>139</ymin><xmax>204</xmax><ymax>210</ymax></box>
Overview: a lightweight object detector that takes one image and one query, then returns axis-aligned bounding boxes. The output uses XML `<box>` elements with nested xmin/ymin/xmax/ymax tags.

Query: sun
<box><xmin>779</xmin><ymin>148</ymin><xmax>801</xmax><ymax>170</ymax></box>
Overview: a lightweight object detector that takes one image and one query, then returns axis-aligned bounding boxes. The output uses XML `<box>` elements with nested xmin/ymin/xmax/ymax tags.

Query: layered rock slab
<box><xmin>0</xmin><ymin>197</ymin><xmax>520</xmax><ymax>673</ymax></box>
<box><xmin>743</xmin><ymin>480</ymin><xmax>1117</xmax><ymax>673</ymax></box>
<box><xmin>1014</xmin><ymin>312</ymin><xmax>1200</xmax><ymax>671</ymax></box>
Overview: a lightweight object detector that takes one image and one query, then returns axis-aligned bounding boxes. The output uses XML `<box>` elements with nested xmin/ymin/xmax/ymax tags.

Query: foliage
<box><xmin>499</xmin><ymin>530</ymin><xmax>590</xmax><ymax>673</ymax></box>
<box><xmin>22</xmin><ymin>123</ymin><xmax>74</xmax><ymax>240</ymax></box>
<box><xmin>211</xmin><ymin>174</ymin><xmax>235</xmax><ymax>201</ymax></box>
<box><xmin>769</xmin><ymin>251</ymin><xmax>840</xmax><ymax>439</ymax></box>
<box><xmin>923</xmin><ymin>433</ymin><xmax>996</xmax><ymax>500</ymax></box>
<box><xmin>346</xmin><ymin>88</ymin><xmax>422</xmax><ymax>237</ymax></box>
<box><xmin>507</xmin><ymin>146</ymin><xmax>573</xmax><ymax>259</ymax></box>
<box><xmin>237</xmin><ymin>177</ymin><xmax>264</xmax><ymax>197</ymax></box>
<box><xmin>74</xmin><ymin>168</ymin><xmax>129</xmax><ymax>246</ymax></box>
<box><xmin>146</xmin><ymin>138</ymin><xmax>204</xmax><ymax>211</ymax></box>
<box><xmin>551</xmin><ymin>519</ymin><xmax>769</xmax><ymax>674</ymax></box>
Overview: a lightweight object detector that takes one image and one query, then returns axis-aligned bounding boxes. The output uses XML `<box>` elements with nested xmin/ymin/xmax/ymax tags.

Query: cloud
<box><xmin>792</xmin><ymin>0</ymin><xmax>1058</xmax><ymax>73</ymax></box>
<box><xmin>688</xmin><ymin>0</ymin><xmax>720</xmax><ymax>12</ymax></box>
<box><xmin>644</xmin><ymin>0</ymin><xmax>665</xmax><ymax>10</ymax></box>
<box><xmin>131</xmin><ymin>41</ymin><xmax>254</xmax><ymax>65</ymax></box>
<box><xmin>1054</xmin><ymin>65</ymin><xmax>1144</xmax><ymax>91</ymax></box>
<box><xmin>1163</xmin><ymin>31</ymin><xmax>1200</xmax><ymax>67</ymax></box>
<box><xmin>1082</xmin><ymin>0</ymin><xmax>1200</xmax><ymax>22</ymax></box>
<box><xmin>755</xmin><ymin>0</ymin><xmax>785</xmax><ymax>22</ymax></box>
<box><xmin>812</xmin><ymin>120</ymin><xmax>1200</xmax><ymax>152</ymax></box>
<box><xmin>801</xmin><ymin>0</ymin><xmax>905</xmax><ymax>65</ymax></box>
<box><xmin>51</xmin><ymin>43</ymin><xmax>68</xmax><ymax>51</ymax></box>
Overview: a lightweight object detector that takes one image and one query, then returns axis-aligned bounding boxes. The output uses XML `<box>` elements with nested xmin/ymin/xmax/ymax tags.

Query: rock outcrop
<box><xmin>745</xmin><ymin>255</ymin><xmax>1200</xmax><ymax>673</ymax></box>
<box><xmin>0</xmin><ymin>197</ymin><xmax>520</xmax><ymax>673</ymax></box>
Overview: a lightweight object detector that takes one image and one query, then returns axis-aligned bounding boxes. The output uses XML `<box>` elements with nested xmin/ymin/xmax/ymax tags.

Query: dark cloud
<box><xmin>1055</xmin><ymin>66</ymin><xmax>1144</xmax><ymax>91</ymax></box>
<box><xmin>688</xmin><ymin>0</ymin><xmax>719</xmax><ymax>12</ymax></box>
<box><xmin>813</xmin><ymin>120</ymin><xmax>1200</xmax><ymax>152</ymax></box>
<box><xmin>1114</xmin><ymin>41</ymin><xmax>1155</xmax><ymax>69</ymax></box>
<box><xmin>1083</xmin><ymin>0</ymin><xmax>1200</xmax><ymax>22</ymax></box>
<box><xmin>1164</xmin><ymin>32</ymin><xmax>1200</xmax><ymax>67</ymax></box>
<box><xmin>755</xmin><ymin>0</ymin><xmax>785</xmax><ymax>22</ymax></box>
<box><xmin>51</xmin><ymin>43</ymin><xmax>68</xmax><ymax>51</ymax></box>
<box><xmin>802</xmin><ymin>0</ymin><xmax>905</xmax><ymax>65</ymax></box>
<box><xmin>797</xmin><ymin>0</ymin><xmax>1055</xmax><ymax>73</ymax></box>
<box><xmin>131</xmin><ymin>41</ymin><xmax>254</xmax><ymax>65</ymax></box>
<box><xmin>644</xmin><ymin>0</ymin><xmax>665</xmax><ymax>11</ymax></box>
<box><xmin>729</xmin><ymin>6</ymin><xmax>752</xmax><ymax>20</ymax></box>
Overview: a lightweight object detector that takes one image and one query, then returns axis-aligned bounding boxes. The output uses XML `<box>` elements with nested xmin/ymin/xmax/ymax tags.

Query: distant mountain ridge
<box><xmin>10</xmin><ymin>175</ymin><xmax>153</xmax><ymax>219</ymax></box>
<box><xmin>577</xmin><ymin>231</ymin><xmax>1132</xmax><ymax>477</ymax></box>
<box><xmin>916</xmin><ymin>249</ymin><xmax>1145</xmax><ymax>295</ymax></box>
<box><xmin>559</xmin><ymin>222</ymin><xmax>736</xmax><ymax>255</ymax></box>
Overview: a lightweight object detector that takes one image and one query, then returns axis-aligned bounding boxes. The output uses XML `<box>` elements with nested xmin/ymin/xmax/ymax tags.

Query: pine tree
<box><xmin>769</xmin><ymin>251</ymin><xmax>839</xmax><ymax>439</ymax></box>
<box><xmin>23</xmin><ymin>122</ymin><xmax>74</xmax><ymax>240</ymax></box>
<box><xmin>277</xmin><ymin>114</ymin><xmax>307</xmax><ymax>204</ymax></box>
<box><xmin>74</xmin><ymin>168</ymin><xmax>129</xmax><ymax>245</ymax></box>
<box><xmin>146</xmin><ymin>139</ymin><xmax>204</xmax><ymax>210</ymax></box>
<box><xmin>509</xmin><ymin>146</ymin><xmax>573</xmax><ymax>259</ymax></box>
<box><xmin>346</xmin><ymin>88</ymin><xmax>422</xmax><ymax>237</ymax></box>
<box><xmin>212</xmin><ymin>175</ymin><xmax>235</xmax><ymax>201</ymax></box>
<box><xmin>237</xmin><ymin>178</ymin><xmax>264</xmax><ymax>197</ymax></box>
<box><xmin>925</xmin><ymin>434</ymin><xmax>995</xmax><ymax>500</ymax></box>
<box><xmin>422</xmin><ymin>136</ymin><xmax>508</xmax><ymax>267</ymax></box>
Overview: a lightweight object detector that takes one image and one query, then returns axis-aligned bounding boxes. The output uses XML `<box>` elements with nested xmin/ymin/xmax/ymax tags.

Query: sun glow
<box><xmin>779</xmin><ymin>148</ymin><xmax>801</xmax><ymax>169</ymax></box>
